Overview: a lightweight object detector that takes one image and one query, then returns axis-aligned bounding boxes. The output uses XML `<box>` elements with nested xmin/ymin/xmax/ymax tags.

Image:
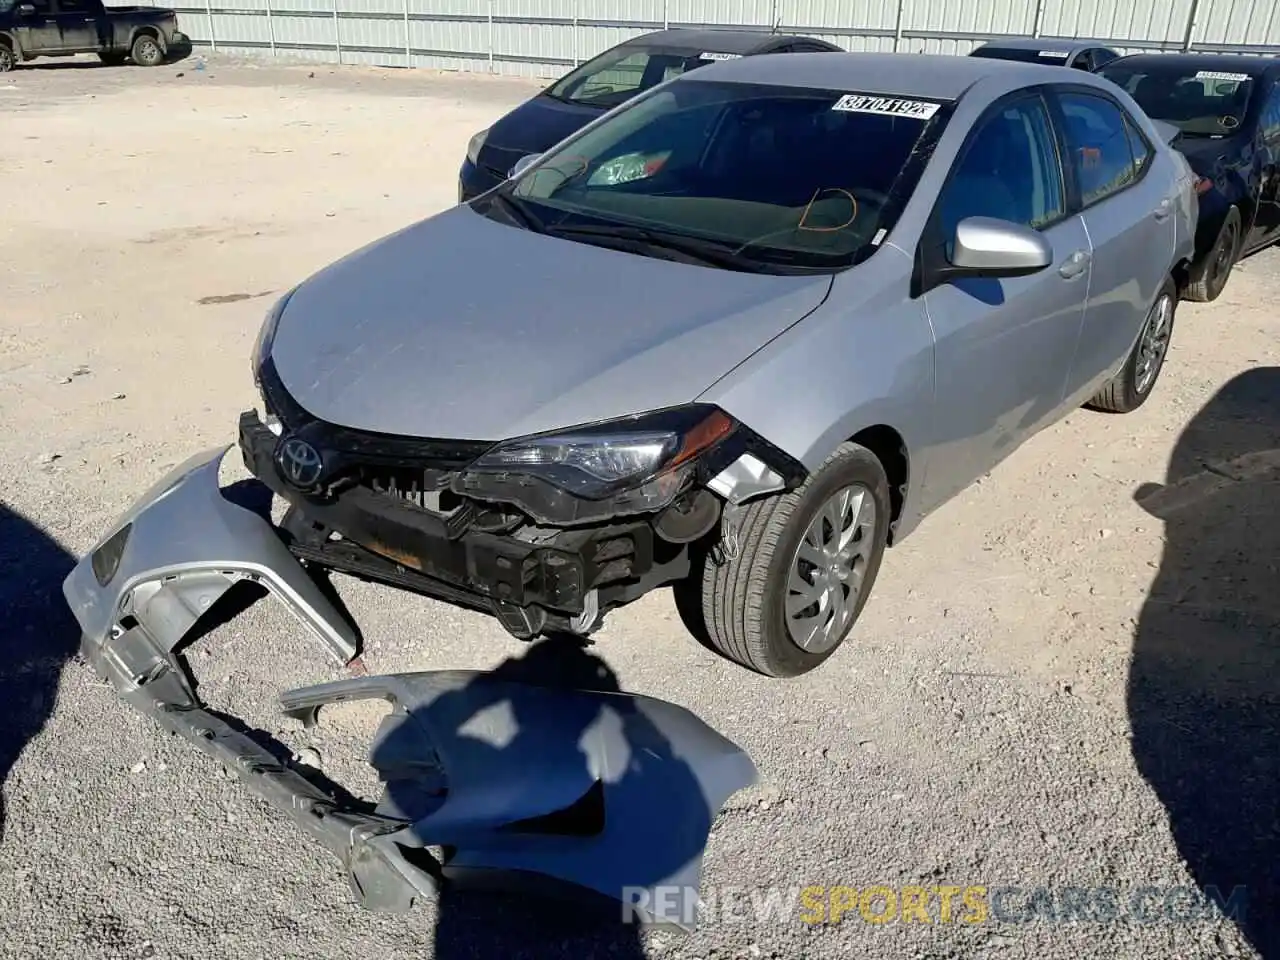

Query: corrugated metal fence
<box><xmin>156</xmin><ymin>0</ymin><xmax>1280</xmax><ymax>79</ymax></box>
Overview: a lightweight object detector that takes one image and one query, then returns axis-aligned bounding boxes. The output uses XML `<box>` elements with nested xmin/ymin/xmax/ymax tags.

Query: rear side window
<box><xmin>1057</xmin><ymin>91</ymin><xmax>1141</xmax><ymax>206</ymax></box>
<box><xmin>1124</xmin><ymin>116</ymin><xmax>1153</xmax><ymax>176</ymax></box>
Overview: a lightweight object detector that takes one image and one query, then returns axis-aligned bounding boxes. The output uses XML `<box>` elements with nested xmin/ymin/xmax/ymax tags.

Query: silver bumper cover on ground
<box><xmin>60</xmin><ymin>446</ymin><xmax>756</xmax><ymax>928</ymax></box>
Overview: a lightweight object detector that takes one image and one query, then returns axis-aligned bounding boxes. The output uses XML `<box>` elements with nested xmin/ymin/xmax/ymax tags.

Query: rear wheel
<box><xmin>130</xmin><ymin>33</ymin><xmax>164</xmax><ymax>67</ymax></box>
<box><xmin>1184</xmin><ymin>207</ymin><xmax>1240</xmax><ymax>302</ymax></box>
<box><xmin>674</xmin><ymin>442</ymin><xmax>891</xmax><ymax>678</ymax></box>
<box><xmin>1085</xmin><ymin>275</ymin><xmax>1177</xmax><ymax>414</ymax></box>
<box><xmin>0</xmin><ymin>42</ymin><xmax>14</xmax><ymax>72</ymax></box>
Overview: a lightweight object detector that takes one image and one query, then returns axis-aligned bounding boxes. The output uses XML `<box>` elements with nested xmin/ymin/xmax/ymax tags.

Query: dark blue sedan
<box><xmin>458</xmin><ymin>28</ymin><xmax>842</xmax><ymax>202</ymax></box>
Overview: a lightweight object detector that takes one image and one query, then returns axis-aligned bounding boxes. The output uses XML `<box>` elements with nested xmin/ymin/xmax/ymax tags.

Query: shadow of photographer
<box><xmin>1131</xmin><ymin>367</ymin><xmax>1280</xmax><ymax>955</ymax></box>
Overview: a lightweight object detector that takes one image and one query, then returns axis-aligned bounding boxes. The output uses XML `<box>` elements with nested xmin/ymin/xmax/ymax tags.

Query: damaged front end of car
<box><xmin>62</xmin><ymin>444</ymin><xmax>758</xmax><ymax>926</ymax></box>
<box><xmin>239</xmin><ymin>353</ymin><xmax>808</xmax><ymax>643</ymax></box>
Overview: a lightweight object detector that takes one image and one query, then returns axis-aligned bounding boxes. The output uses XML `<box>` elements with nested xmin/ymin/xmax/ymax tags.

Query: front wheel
<box><xmin>1184</xmin><ymin>208</ymin><xmax>1240</xmax><ymax>302</ymax></box>
<box><xmin>0</xmin><ymin>43</ymin><xmax>14</xmax><ymax>72</ymax></box>
<box><xmin>130</xmin><ymin>33</ymin><xmax>165</xmax><ymax>67</ymax></box>
<box><xmin>674</xmin><ymin>442</ymin><xmax>891</xmax><ymax>678</ymax></box>
<box><xmin>1085</xmin><ymin>275</ymin><xmax>1177</xmax><ymax>414</ymax></box>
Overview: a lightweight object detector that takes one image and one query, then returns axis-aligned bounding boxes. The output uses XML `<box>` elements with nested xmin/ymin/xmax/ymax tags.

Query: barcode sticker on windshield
<box><xmin>1195</xmin><ymin>70</ymin><xmax>1249</xmax><ymax>81</ymax></box>
<box><xmin>831</xmin><ymin>94</ymin><xmax>940</xmax><ymax>119</ymax></box>
<box><xmin>700</xmin><ymin>51</ymin><xmax>742</xmax><ymax>61</ymax></box>
<box><xmin>1038</xmin><ymin>50</ymin><xmax>1070</xmax><ymax>57</ymax></box>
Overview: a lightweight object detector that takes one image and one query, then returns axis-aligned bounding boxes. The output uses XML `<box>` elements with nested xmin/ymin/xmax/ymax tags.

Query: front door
<box><xmin>10</xmin><ymin>0</ymin><xmax>61</xmax><ymax>55</ymax></box>
<box><xmin>1052</xmin><ymin>88</ymin><xmax>1174</xmax><ymax>404</ymax></box>
<box><xmin>1245</xmin><ymin>81</ymin><xmax>1280</xmax><ymax>251</ymax></box>
<box><xmin>920</xmin><ymin>92</ymin><xmax>1093</xmax><ymax>508</ymax></box>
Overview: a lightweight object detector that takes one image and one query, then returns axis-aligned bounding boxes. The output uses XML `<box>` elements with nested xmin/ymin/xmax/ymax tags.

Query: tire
<box><xmin>1184</xmin><ymin>207</ymin><xmax>1240</xmax><ymax>302</ymax></box>
<box><xmin>673</xmin><ymin>442</ymin><xmax>892</xmax><ymax>678</ymax></box>
<box><xmin>0</xmin><ymin>42</ymin><xmax>14</xmax><ymax>73</ymax></box>
<box><xmin>98</xmin><ymin>51</ymin><xmax>127</xmax><ymax>66</ymax></box>
<box><xmin>1085</xmin><ymin>275</ymin><xmax>1177</xmax><ymax>414</ymax></box>
<box><xmin>130</xmin><ymin>33</ymin><xmax>164</xmax><ymax>67</ymax></box>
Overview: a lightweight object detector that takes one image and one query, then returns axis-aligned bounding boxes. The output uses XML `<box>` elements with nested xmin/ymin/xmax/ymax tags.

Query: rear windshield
<box><xmin>498</xmin><ymin>81</ymin><xmax>948</xmax><ymax>273</ymax></box>
<box><xmin>1098</xmin><ymin>63</ymin><xmax>1258</xmax><ymax>137</ymax></box>
<box><xmin>970</xmin><ymin>46</ymin><xmax>1074</xmax><ymax>66</ymax></box>
<box><xmin>544</xmin><ymin>44</ymin><xmax>746</xmax><ymax>110</ymax></box>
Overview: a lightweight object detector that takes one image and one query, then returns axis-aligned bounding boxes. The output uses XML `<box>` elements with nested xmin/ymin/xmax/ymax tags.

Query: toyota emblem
<box><xmin>275</xmin><ymin>436</ymin><xmax>324</xmax><ymax>488</ymax></box>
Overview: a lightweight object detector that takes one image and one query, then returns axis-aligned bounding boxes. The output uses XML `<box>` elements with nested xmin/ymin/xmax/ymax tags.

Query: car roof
<box><xmin>680</xmin><ymin>50</ymin><xmax>1098</xmax><ymax>101</ymax></box>
<box><xmin>1102</xmin><ymin>52</ymin><xmax>1280</xmax><ymax>76</ymax></box>
<box><xmin>974</xmin><ymin>36</ymin><xmax>1113</xmax><ymax>54</ymax></box>
<box><xmin>623</xmin><ymin>28</ymin><xmax>831</xmax><ymax>55</ymax></box>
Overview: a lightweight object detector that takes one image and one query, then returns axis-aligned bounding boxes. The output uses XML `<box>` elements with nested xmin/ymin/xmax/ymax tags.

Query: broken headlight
<box><xmin>453</xmin><ymin>405</ymin><xmax>737</xmax><ymax>525</ymax></box>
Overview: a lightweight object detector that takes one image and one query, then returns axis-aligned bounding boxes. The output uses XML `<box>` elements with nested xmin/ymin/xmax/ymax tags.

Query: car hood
<box><xmin>270</xmin><ymin>205</ymin><xmax>833</xmax><ymax>441</ymax></box>
<box><xmin>481</xmin><ymin>95</ymin><xmax>604</xmax><ymax>171</ymax></box>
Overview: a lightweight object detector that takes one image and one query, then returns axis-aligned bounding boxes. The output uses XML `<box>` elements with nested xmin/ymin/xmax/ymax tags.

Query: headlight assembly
<box><xmin>250</xmin><ymin>288</ymin><xmax>295</xmax><ymax>386</ymax></box>
<box><xmin>466</xmin><ymin>128</ymin><xmax>489</xmax><ymax>166</ymax></box>
<box><xmin>454</xmin><ymin>405</ymin><xmax>738</xmax><ymax>525</ymax></box>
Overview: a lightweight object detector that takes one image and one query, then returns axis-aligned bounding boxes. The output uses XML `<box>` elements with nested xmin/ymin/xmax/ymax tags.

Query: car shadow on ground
<box><xmin>1130</xmin><ymin>367</ymin><xmax>1280</xmax><ymax>955</ymax></box>
<box><xmin>0</xmin><ymin>503</ymin><xmax>79</xmax><ymax>840</ymax></box>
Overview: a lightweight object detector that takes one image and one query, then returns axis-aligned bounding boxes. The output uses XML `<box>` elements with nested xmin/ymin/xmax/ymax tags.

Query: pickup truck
<box><xmin>0</xmin><ymin>0</ymin><xmax>190</xmax><ymax>70</ymax></box>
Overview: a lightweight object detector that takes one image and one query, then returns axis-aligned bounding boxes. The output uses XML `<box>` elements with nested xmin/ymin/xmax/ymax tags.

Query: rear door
<box><xmin>919</xmin><ymin>90</ymin><xmax>1093</xmax><ymax>504</ymax></box>
<box><xmin>51</xmin><ymin>0</ymin><xmax>96</xmax><ymax>50</ymax></box>
<box><xmin>1049</xmin><ymin>86</ymin><xmax>1174</xmax><ymax>405</ymax></box>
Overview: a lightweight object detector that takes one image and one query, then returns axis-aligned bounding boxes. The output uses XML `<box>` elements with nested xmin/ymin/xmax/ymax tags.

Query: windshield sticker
<box><xmin>1037</xmin><ymin>50</ymin><xmax>1070</xmax><ymax>58</ymax></box>
<box><xmin>1195</xmin><ymin>70</ymin><xmax>1250</xmax><ymax>82</ymax></box>
<box><xmin>831</xmin><ymin>94</ymin><xmax>940</xmax><ymax>119</ymax></box>
<box><xmin>700</xmin><ymin>51</ymin><xmax>742</xmax><ymax>61</ymax></box>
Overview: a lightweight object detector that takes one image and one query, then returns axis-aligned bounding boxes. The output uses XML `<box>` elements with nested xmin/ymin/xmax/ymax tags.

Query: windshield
<box><xmin>480</xmin><ymin>80</ymin><xmax>948</xmax><ymax>274</ymax></box>
<box><xmin>544</xmin><ymin>44</ymin><xmax>743</xmax><ymax>110</ymax></box>
<box><xmin>970</xmin><ymin>46</ymin><xmax>1074</xmax><ymax>66</ymax></box>
<box><xmin>1098</xmin><ymin>64</ymin><xmax>1257</xmax><ymax>137</ymax></box>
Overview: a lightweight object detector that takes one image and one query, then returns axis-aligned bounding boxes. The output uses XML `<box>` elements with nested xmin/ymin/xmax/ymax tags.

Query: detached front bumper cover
<box><xmin>62</xmin><ymin>446</ymin><xmax>757</xmax><ymax>928</ymax></box>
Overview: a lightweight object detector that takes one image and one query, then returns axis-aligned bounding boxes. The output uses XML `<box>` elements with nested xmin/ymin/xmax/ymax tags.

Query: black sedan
<box><xmin>969</xmin><ymin>36</ymin><xmax>1121</xmax><ymax>72</ymax></box>
<box><xmin>1098</xmin><ymin>53</ymin><xmax>1280</xmax><ymax>301</ymax></box>
<box><xmin>458</xmin><ymin>28</ymin><xmax>842</xmax><ymax>202</ymax></box>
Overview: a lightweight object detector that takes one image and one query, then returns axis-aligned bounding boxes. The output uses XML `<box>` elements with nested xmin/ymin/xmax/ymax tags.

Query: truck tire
<box><xmin>0</xmin><ymin>42</ymin><xmax>14</xmax><ymax>73</ymax></box>
<box><xmin>98</xmin><ymin>51</ymin><xmax>127</xmax><ymax>66</ymax></box>
<box><xmin>1085</xmin><ymin>274</ymin><xmax>1177</xmax><ymax>414</ymax></box>
<box><xmin>1184</xmin><ymin>206</ymin><xmax>1240</xmax><ymax>302</ymax></box>
<box><xmin>130</xmin><ymin>33</ymin><xmax>164</xmax><ymax>67</ymax></box>
<box><xmin>674</xmin><ymin>442</ymin><xmax>891</xmax><ymax>678</ymax></box>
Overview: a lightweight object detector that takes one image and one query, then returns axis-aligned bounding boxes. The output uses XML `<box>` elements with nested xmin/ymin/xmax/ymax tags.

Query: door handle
<box><xmin>1058</xmin><ymin>249</ymin><xmax>1090</xmax><ymax>279</ymax></box>
<box><xmin>1153</xmin><ymin>198</ymin><xmax>1172</xmax><ymax>221</ymax></box>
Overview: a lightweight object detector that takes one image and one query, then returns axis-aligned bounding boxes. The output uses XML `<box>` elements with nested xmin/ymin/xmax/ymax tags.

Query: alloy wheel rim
<box><xmin>1135</xmin><ymin>294</ymin><xmax>1173</xmax><ymax>395</ymax></box>
<box><xmin>785</xmin><ymin>484</ymin><xmax>877</xmax><ymax>654</ymax></box>
<box><xmin>1212</xmin><ymin>224</ymin><xmax>1236</xmax><ymax>282</ymax></box>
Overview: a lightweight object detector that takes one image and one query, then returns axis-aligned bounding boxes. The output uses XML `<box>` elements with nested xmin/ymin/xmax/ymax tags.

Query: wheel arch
<box><xmin>847</xmin><ymin>424</ymin><xmax>909</xmax><ymax>546</ymax></box>
<box><xmin>0</xmin><ymin>30</ymin><xmax>18</xmax><ymax>55</ymax></box>
<box><xmin>130</xmin><ymin>24</ymin><xmax>165</xmax><ymax>51</ymax></box>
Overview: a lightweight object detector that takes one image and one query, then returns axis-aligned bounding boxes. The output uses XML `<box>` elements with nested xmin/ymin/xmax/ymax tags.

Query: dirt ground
<box><xmin>1</xmin><ymin>53</ymin><xmax>1278</xmax><ymax>960</ymax></box>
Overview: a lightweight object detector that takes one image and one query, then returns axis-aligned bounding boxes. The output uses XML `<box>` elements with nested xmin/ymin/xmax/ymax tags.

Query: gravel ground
<box><xmin>1</xmin><ymin>53</ymin><xmax>1278</xmax><ymax>960</ymax></box>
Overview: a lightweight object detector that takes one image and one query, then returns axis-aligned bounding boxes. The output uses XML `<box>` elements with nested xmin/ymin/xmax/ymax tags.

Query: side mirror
<box><xmin>916</xmin><ymin>216</ymin><xmax>1053</xmax><ymax>295</ymax></box>
<box><xmin>950</xmin><ymin>216</ymin><xmax>1052</xmax><ymax>276</ymax></box>
<box><xmin>509</xmin><ymin>153</ymin><xmax>542</xmax><ymax>179</ymax></box>
<box><xmin>17</xmin><ymin>3</ymin><xmax>36</xmax><ymax>13</ymax></box>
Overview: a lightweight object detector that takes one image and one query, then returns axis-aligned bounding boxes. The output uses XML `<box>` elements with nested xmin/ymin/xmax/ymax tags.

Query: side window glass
<box><xmin>1262</xmin><ymin>87</ymin><xmax>1280</xmax><ymax>142</ymax></box>
<box><xmin>1058</xmin><ymin>92</ymin><xmax>1137</xmax><ymax>206</ymax></box>
<box><xmin>1124</xmin><ymin>115</ymin><xmax>1152</xmax><ymax>176</ymax></box>
<box><xmin>1073</xmin><ymin>51</ymin><xmax>1095</xmax><ymax>72</ymax></box>
<box><xmin>937</xmin><ymin>97</ymin><xmax>1066</xmax><ymax>241</ymax></box>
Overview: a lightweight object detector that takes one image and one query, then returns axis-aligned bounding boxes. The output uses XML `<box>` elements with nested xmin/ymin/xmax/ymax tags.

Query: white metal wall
<box><xmin>158</xmin><ymin>0</ymin><xmax>1280</xmax><ymax>79</ymax></box>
